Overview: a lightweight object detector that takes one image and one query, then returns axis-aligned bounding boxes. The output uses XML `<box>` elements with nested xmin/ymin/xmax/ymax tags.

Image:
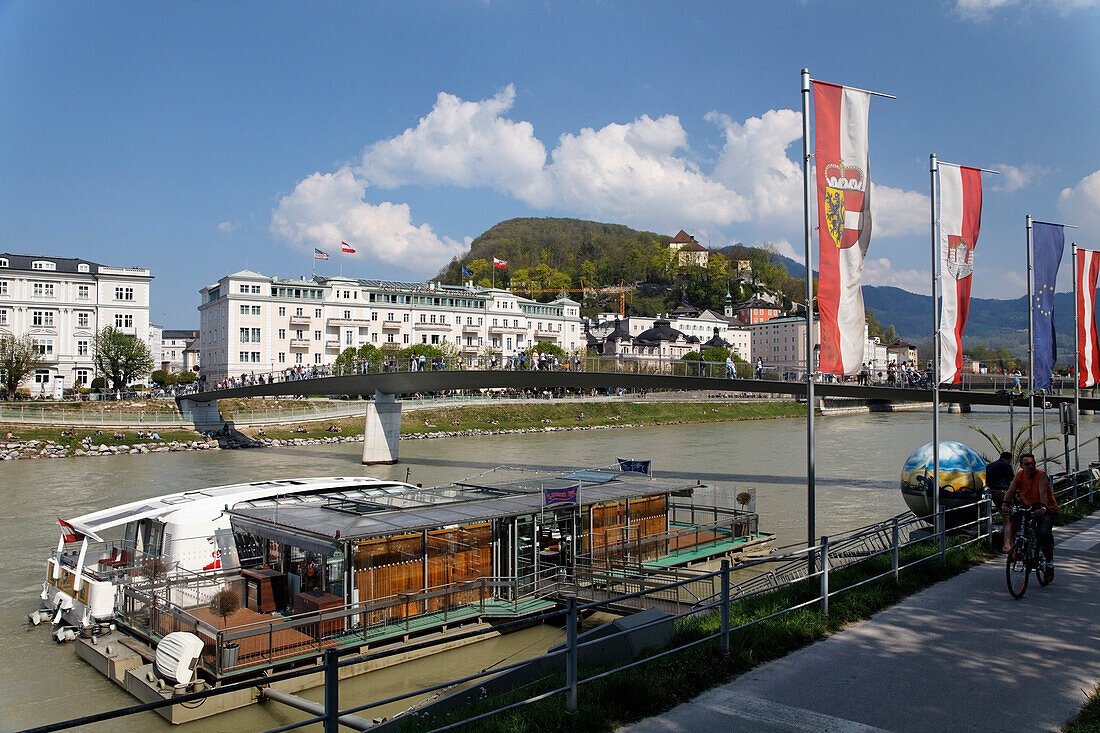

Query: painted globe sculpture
<box><xmin>900</xmin><ymin>441</ymin><xmax>987</xmax><ymax>526</ymax></box>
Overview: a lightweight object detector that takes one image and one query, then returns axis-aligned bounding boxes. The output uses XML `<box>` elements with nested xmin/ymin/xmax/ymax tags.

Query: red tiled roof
<box><xmin>670</xmin><ymin>230</ymin><xmax>696</xmax><ymax>244</ymax></box>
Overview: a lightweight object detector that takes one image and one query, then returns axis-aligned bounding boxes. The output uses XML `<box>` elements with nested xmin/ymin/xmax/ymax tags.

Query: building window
<box><xmin>32</xmin><ymin>282</ymin><xmax>55</xmax><ymax>298</ymax></box>
<box><xmin>371</xmin><ymin>333</ymin><xmax>378</xmax><ymax>343</ymax></box>
<box><xmin>32</xmin><ymin>310</ymin><xmax>54</xmax><ymax>327</ymax></box>
<box><xmin>314</xmin><ymin>308</ymin><xmax>322</xmax><ymax>318</ymax></box>
<box><xmin>114</xmin><ymin>286</ymin><xmax>134</xmax><ymax>301</ymax></box>
<box><xmin>278</xmin><ymin>352</ymin><xmax>286</xmax><ymax>363</ymax></box>
<box><xmin>239</xmin><ymin>351</ymin><xmax>250</xmax><ymax>362</ymax></box>
<box><xmin>240</xmin><ymin>328</ymin><xmax>250</xmax><ymax>343</ymax></box>
<box><xmin>403</xmin><ymin>334</ymin><xmax>410</xmax><ymax>344</ymax></box>
<box><xmin>295</xmin><ymin>353</ymin><xmax>303</xmax><ymax>364</ymax></box>
<box><xmin>251</xmin><ymin>306</ymin><xmax>260</xmax><ymax>315</ymax></box>
<box><xmin>34</xmin><ymin>368</ymin><xmax>51</xmax><ymax>382</ymax></box>
<box><xmin>240</xmin><ymin>305</ymin><xmax>249</xmax><ymax>315</ymax></box>
<box><xmin>314</xmin><ymin>353</ymin><xmax>322</xmax><ymax>364</ymax></box>
<box><xmin>371</xmin><ymin>312</ymin><xmax>378</xmax><ymax>321</ymax></box>
<box><xmin>32</xmin><ymin>261</ymin><xmax>56</xmax><ymax>271</ymax></box>
<box><xmin>295</xmin><ymin>329</ymin><xmax>304</xmax><ymax>339</ymax></box>
<box><xmin>295</xmin><ymin>307</ymin><xmax>304</xmax><ymax>317</ymax></box>
<box><xmin>0</xmin><ymin>309</ymin><xmax>7</xmax><ymax>325</ymax></box>
<box><xmin>114</xmin><ymin>314</ymin><xmax>133</xmax><ymax>329</ymax></box>
<box><xmin>77</xmin><ymin>340</ymin><xmax>89</xmax><ymax>357</ymax></box>
<box><xmin>251</xmin><ymin>351</ymin><xmax>260</xmax><ymax>362</ymax></box>
<box><xmin>0</xmin><ymin>258</ymin><xmax>6</xmax><ymax>267</ymax></box>
<box><xmin>313</xmin><ymin>330</ymin><xmax>321</xmax><ymax>341</ymax></box>
<box><xmin>343</xmin><ymin>310</ymin><xmax>351</xmax><ymax>319</ymax></box>
<box><xmin>251</xmin><ymin>285</ymin><xmax>261</xmax><ymax>294</ymax></box>
<box><xmin>345</xmin><ymin>331</ymin><xmax>353</xmax><ymax>345</ymax></box>
<box><xmin>387</xmin><ymin>334</ymin><xmax>394</xmax><ymax>343</ymax></box>
<box><xmin>278</xmin><ymin>328</ymin><xmax>286</xmax><ymax>339</ymax></box>
<box><xmin>75</xmin><ymin>369</ymin><xmax>89</xmax><ymax>385</ymax></box>
<box><xmin>77</xmin><ymin>284</ymin><xmax>90</xmax><ymax>299</ymax></box>
<box><xmin>33</xmin><ymin>339</ymin><xmax>53</xmax><ymax>355</ymax></box>
<box><xmin>278</xmin><ymin>306</ymin><xmax>286</xmax><ymax>317</ymax></box>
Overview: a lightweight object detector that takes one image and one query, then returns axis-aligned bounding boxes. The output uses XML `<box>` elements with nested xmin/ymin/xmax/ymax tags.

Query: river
<box><xmin>1</xmin><ymin>406</ymin><xmax>1090</xmax><ymax>731</ymax></box>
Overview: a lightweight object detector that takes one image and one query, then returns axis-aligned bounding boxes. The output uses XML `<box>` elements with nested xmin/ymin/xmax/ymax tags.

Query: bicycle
<box><xmin>1005</xmin><ymin>504</ymin><xmax>1054</xmax><ymax>599</ymax></box>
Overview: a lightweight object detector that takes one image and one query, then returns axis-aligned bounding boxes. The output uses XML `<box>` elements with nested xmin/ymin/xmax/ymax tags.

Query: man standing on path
<box><xmin>1002</xmin><ymin>452</ymin><xmax>1058</xmax><ymax>581</ymax></box>
<box><xmin>725</xmin><ymin>354</ymin><xmax>735</xmax><ymax>378</ymax></box>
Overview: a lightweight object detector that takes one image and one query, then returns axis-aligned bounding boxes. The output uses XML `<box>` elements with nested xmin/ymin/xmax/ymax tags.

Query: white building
<box><xmin>743</xmin><ymin>315</ymin><xmax>819</xmax><ymax>378</ymax></box>
<box><xmin>198</xmin><ymin>273</ymin><xmax>585</xmax><ymax>381</ymax></box>
<box><xmin>161</xmin><ymin>329</ymin><xmax>199</xmax><ymax>373</ymax></box>
<box><xmin>593</xmin><ymin>310</ymin><xmax>751</xmax><ymax>362</ymax></box>
<box><xmin>0</xmin><ymin>253</ymin><xmax>153</xmax><ymax>394</ymax></box>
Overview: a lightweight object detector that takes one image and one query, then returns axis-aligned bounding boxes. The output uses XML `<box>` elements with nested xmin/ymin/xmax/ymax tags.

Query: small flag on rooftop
<box><xmin>314</xmin><ymin>248</ymin><xmax>330</xmax><ymax>260</ymax></box>
<box><xmin>341</xmin><ymin>241</ymin><xmax>356</xmax><ymax>254</ymax></box>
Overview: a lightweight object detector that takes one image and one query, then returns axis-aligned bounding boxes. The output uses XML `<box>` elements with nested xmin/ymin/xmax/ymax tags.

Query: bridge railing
<box><xmin>193</xmin><ymin>354</ymin><xmax>777</xmax><ymax>393</ymax></box>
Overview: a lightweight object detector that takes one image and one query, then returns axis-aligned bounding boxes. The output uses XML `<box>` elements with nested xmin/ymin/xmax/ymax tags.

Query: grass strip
<box><xmin>0</xmin><ymin>423</ymin><xmax>200</xmax><ymax>447</ymax></box>
<box><xmin>392</xmin><ymin>539</ymin><xmax>994</xmax><ymax>733</ymax></box>
<box><xmin>248</xmin><ymin>400</ymin><xmax>804</xmax><ymax>441</ymax></box>
<box><xmin>1064</xmin><ymin>683</ymin><xmax>1100</xmax><ymax>733</ymax></box>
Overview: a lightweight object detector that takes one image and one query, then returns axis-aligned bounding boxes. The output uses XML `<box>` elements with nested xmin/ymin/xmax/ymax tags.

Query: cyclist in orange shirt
<box><xmin>1001</xmin><ymin>452</ymin><xmax>1058</xmax><ymax>583</ymax></box>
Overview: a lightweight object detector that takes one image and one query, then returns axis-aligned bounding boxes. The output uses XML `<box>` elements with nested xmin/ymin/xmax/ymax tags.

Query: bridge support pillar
<box><xmin>179</xmin><ymin>398</ymin><xmax>224</xmax><ymax>434</ymax></box>
<box><xmin>947</xmin><ymin>404</ymin><xmax>962</xmax><ymax>414</ymax></box>
<box><xmin>362</xmin><ymin>391</ymin><xmax>401</xmax><ymax>465</ymax></box>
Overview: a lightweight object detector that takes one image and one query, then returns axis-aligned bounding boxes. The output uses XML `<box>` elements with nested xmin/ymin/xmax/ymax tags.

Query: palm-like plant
<box><xmin>969</xmin><ymin>423</ymin><xmax>1062</xmax><ymax>469</ymax></box>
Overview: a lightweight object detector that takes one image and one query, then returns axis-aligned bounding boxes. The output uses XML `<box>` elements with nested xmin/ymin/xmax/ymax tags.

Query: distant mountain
<box><xmin>863</xmin><ymin>286</ymin><xmax>1077</xmax><ymax>357</ymax></box>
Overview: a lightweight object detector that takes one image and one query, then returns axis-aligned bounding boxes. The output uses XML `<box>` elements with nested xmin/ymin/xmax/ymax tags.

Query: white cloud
<box><xmin>707</xmin><ymin>109</ymin><xmax>803</xmax><ymax>225</ymax></box>
<box><xmin>270</xmin><ymin>86</ymin><xmax>930</xmax><ymax>273</ymax></box>
<box><xmin>993</xmin><ymin>163</ymin><xmax>1044</xmax><ymax>192</ymax></box>
<box><xmin>270</xmin><ymin>168</ymin><xmax>466</xmax><ymax>271</ymax></box>
<box><xmin>359</xmin><ymin>85</ymin><xmax>550</xmax><ymax>205</ymax></box>
<box><xmin>542</xmin><ymin>114</ymin><xmax>748</xmax><ymax>231</ymax></box>
<box><xmin>870</xmin><ymin>184</ymin><xmax>929</xmax><ymax>238</ymax></box>
<box><xmin>216</xmin><ymin>221</ymin><xmax>239</xmax><ymax>233</ymax></box>
<box><xmin>762</xmin><ymin>238</ymin><xmax>802</xmax><ymax>264</ymax></box>
<box><xmin>955</xmin><ymin>0</ymin><xmax>1098</xmax><ymax>18</ymax></box>
<box><xmin>862</xmin><ymin>257</ymin><xmax>931</xmax><ymax>294</ymax></box>
<box><xmin>1058</xmin><ymin>169</ymin><xmax>1100</xmax><ymax>235</ymax></box>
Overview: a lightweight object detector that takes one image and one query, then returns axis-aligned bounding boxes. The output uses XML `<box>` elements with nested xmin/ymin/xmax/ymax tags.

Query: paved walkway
<box><xmin>626</xmin><ymin>512</ymin><xmax>1100</xmax><ymax>733</ymax></box>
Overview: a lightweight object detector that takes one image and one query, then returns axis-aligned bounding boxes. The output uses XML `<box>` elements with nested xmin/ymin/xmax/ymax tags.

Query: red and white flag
<box><xmin>814</xmin><ymin>81</ymin><xmax>873</xmax><ymax>376</ymax></box>
<box><xmin>493</xmin><ymin>257</ymin><xmax>508</xmax><ymax>270</ymax></box>
<box><xmin>937</xmin><ymin>164</ymin><xmax>983</xmax><ymax>384</ymax></box>
<box><xmin>341</xmin><ymin>241</ymin><xmax>356</xmax><ymax>254</ymax></box>
<box><xmin>1077</xmin><ymin>248</ymin><xmax>1100</xmax><ymax>388</ymax></box>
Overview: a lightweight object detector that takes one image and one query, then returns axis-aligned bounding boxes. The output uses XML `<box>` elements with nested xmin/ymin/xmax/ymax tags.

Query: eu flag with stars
<box><xmin>1033</xmin><ymin>222</ymin><xmax>1064</xmax><ymax>390</ymax></box>
<box><xmin>461</xmin><ymin>266</ymin><xmax>473</xmax><ymax>277</ymax></box>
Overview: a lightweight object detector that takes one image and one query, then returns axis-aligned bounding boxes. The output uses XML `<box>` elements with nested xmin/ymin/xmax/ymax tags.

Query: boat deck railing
<box><xmin>115</xmin><ymin>566</ymin><xmax>565</xmax><ymax>678</ymax></box>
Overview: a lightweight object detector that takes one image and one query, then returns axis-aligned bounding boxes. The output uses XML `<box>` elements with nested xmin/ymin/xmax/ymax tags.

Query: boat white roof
<box><xmin>63</xmin><ymin>477</ymin><xmax>408</xmax><ymax>542</ymax></box>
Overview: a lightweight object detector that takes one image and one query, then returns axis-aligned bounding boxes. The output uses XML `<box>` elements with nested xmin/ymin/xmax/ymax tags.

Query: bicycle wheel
<box><xmin>1006</xmin><ymin>547</ymin><xmax>1029</xmax><ymax>599</ymax></box>
<box><xmin>1035</xmin><ymin>553</ymin><xmax>1053</xmax><ymax>586</ymax></box>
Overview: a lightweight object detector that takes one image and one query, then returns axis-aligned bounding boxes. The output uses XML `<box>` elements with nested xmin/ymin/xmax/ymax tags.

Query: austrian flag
<box><xmin>937</xmin><ymin>164</ymin><xmax>983</xmax><ymax>384</ymax></box>
<box><xmin>493</xmin><ymin>258</ymin><xmax>508</xmax><ymax>270</ymax></box>
<box><xmin>1077</xmin><ymin>248</ymin><xmax>1100</xmax><ymax>388</ymax></box>
<box><xmin>814</xmin><ymin>81</ymin><xmax>873</xmax><ymax>376</ymax></box>
<box><xmin>341</xmin><ymin>241</ymin><xmax>356</xmax><ymax>254</ymax></box>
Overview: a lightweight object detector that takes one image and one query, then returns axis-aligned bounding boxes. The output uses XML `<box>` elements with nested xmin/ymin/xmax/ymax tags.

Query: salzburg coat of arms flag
<box><xmin>814</xmin><ymin>81</ymin><xmax>873</xmax><ymax>376</ymax></box>
<box><xmin>937</xmin><ymin>164</ymin><xmax>983</xmax><ymax>384</ymax></box>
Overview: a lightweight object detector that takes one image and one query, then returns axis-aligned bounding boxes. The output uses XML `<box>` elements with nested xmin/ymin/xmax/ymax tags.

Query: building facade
<box><xmin>667</xmin><ymin>230</ymin><xmax>710</xmax><ymax>268</ymax></box>
<box><xmin>0</xmin><ymin>253</ymin><xmax>153</xmax><ymax>394</ymax></box>
<box><xmin>592</xmin><ymin>311</ymin><xmax>751</xmax><ymax>362</ymax></box>
<box><xmin>743</xmin><ymin>315</ymin><xmax>819</xmax><ymax>378</ymax></box>
<box><xmin>198</xmin><ymin>272</ymin><xmax>584</xmax><ymax>381</ymax></box>
<box><xmin>161</xmin><ymin>329</ymin><xmax>199</xmax><ymax>373</ymax></box>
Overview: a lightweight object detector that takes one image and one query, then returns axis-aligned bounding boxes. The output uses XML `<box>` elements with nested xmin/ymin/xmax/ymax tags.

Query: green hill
<box><xmin>436</xmin><ymin>217</ymin><xmax>802</xmax><ymax>316</ymax></box>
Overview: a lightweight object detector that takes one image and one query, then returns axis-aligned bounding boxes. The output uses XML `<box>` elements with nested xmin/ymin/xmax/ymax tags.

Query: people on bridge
<box><xmin>1001</xmin><ymin>452</ymin><xmax>1057</xmax><ymax>582</ymax></box>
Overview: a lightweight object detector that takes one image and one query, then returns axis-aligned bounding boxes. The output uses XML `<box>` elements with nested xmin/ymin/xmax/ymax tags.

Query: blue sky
<box><xmin>1</xmin><ymin>1</ymin><xmax>1098</xmax><ymax>327</ymax></box>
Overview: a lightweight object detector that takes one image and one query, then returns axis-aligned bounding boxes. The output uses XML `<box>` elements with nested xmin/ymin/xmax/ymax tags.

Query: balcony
<box><xmin>289</xmin><ymin>316</ymin><xmax>311</xmax><ymax>326</ymax></box>
<box><xmin>535</xmin><ymin>329</ymin><xmax>559</xmax><ymax>338</ymax></box>
<box><xmin>381</xmin><ymin>320</ymin><xmax>402</xmax><ymax>330</ymax></box>
<box><xmin>327</xmin><ymin>318</ymin><xmax>371</xmax><ymax>327</ymax></box>
<box><xmin>413</xmin><ymin>321</ymin><xmax>451</xmax><ymax>331</ymax></box>
<box><xmin>488</xmin><ymin>325</ymin><xmax>524</xmax><ymax>334</ymax></box>
<box><xmin>326</xmin><ymin>340</ymin><xmax>341</xmax><ymax>350</ymax></box>
<box><xmin>461</xmin><ymin>323</ymin><xmax>480</xmax><ymax>332</ymax></box>
<box><xmin>289</xmin><ymin>339</ymin><xmax>310</xmax><ymax>349</ymax></box>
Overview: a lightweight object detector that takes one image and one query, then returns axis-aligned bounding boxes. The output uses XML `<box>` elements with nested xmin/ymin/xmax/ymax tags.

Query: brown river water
<box><xmin>1</xmin><ymin>406</ymin><xmax>1089</xmax><ymax>732</ymax></box>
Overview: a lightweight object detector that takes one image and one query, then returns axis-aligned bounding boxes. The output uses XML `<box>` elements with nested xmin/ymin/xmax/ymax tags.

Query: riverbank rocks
<box><xmin>0</xmin><ymin>438</ymin><xmax>219</xmax><ymax>461</ymax></box>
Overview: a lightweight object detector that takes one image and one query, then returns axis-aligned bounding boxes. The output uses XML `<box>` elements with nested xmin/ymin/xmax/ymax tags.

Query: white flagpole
<box><xmin>1073</xmin><ymin>243</ymin><xmax>1080</xmax><ymax>486</ymax></box>
<box><xmin>1027</xmin><ymin>215</ymin><xmax>1034</xmax><ymax>445</ymax></box>
<box><xmin>930</xmin><ymin>154</ymin><xmax>941</xmax><ymax>537</ymax></box>
<box><xmin>800</xmin><ymin>68</ymin><xmax>816</xmax><ymax>573</ymax></box>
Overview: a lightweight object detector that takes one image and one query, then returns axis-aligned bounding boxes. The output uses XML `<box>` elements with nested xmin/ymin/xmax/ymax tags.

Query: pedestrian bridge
<box><xmin>177</xmin><ymin>358</ymin><xmax>1092</xmax><ymax>464</ymax></box>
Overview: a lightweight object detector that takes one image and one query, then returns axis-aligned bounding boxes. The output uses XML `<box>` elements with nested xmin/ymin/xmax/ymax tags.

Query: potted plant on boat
<box><xmin>209</xmin><ymin>587</ymin><xmax>241</xmax><ymax>669</ymax></box>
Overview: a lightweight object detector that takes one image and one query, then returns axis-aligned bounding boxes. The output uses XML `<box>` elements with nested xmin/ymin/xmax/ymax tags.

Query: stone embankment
<box><xmin>259</xmin><ymin>422</ymin><xmax>637</xmax><ymax>447</ymax></box>
<box><xmin>1</xmin><ymin>423</ymin><xmax>637</xmax><ymax>460</ymax></box>
<box><xmin>0</xmin><ymin>439</ymin><xmax>218</xmax><ymax>460</ymax></box>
